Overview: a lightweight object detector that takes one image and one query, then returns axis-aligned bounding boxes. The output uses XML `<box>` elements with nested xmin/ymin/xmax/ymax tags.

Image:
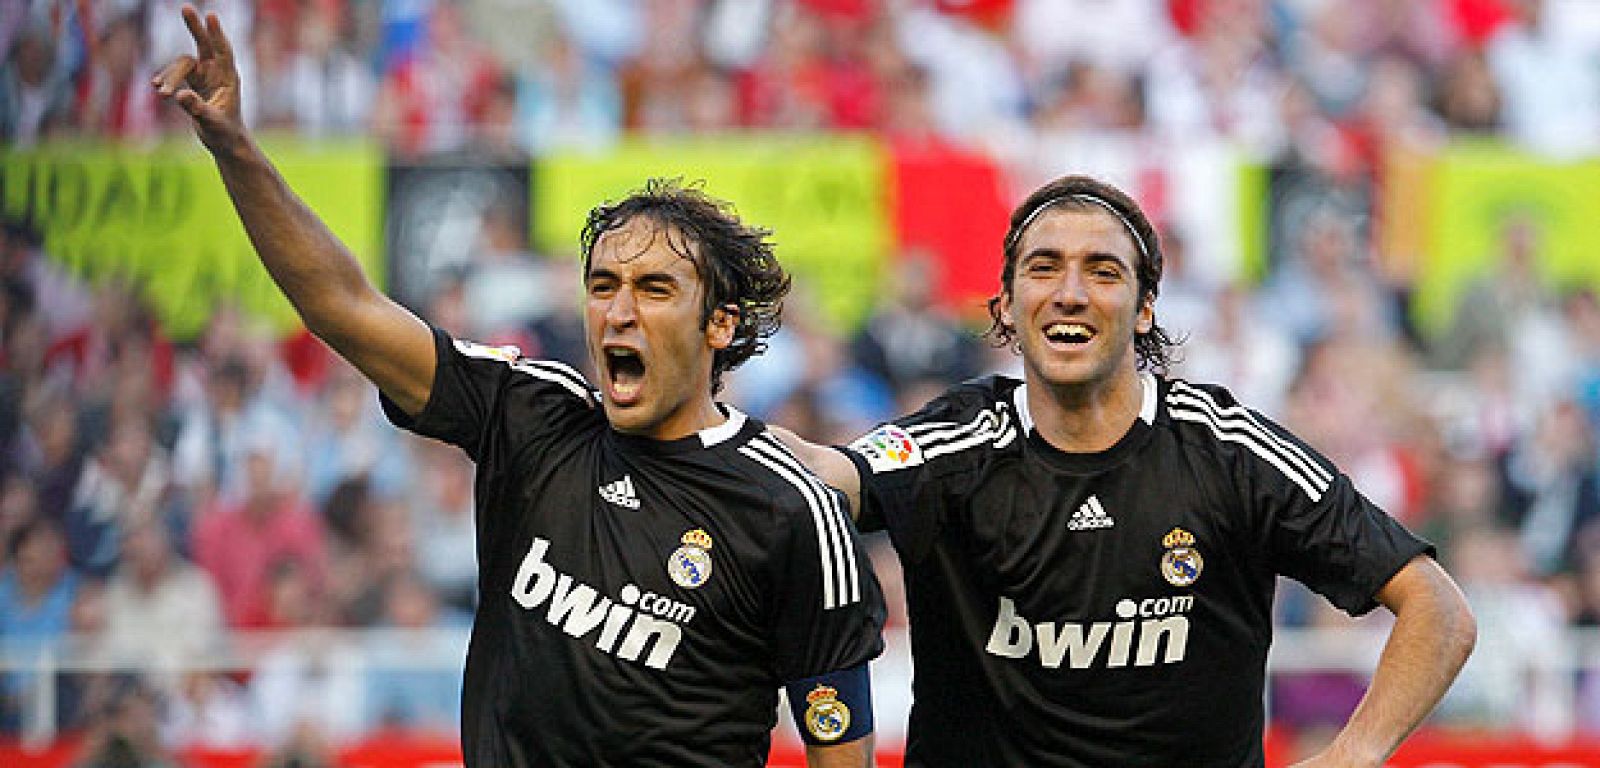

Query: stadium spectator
<box><xmin>64</xmin><ymin>416</ymin><xmax>178</xmax><ymax>579</ymax></box>
<box><xmin>76</xmin><ymin>14</ymin><xmax>160</xmax><ymax>141</ymax></box>
<box><xmin>850</xmin><ymin>252</ymin><xmax>983</xmax><ymax>404</ymax></box>
<box><xmin>191</xmin><ymin>432</ymin><xmax>328</xmax><ymax>629</ymax></box>
<box><xmin>363</xmin><ymin>572</ymin><xmax>467</xmax><ymax>732</ymax></box>
<box><xmin>0</xmin><ymin>24</ymin><xmax>74</xmax><ymax>146</ymax></box>
<box><xmin>302</xmin><ymin>361</ymin><xmax>412</xmax><ymax>506</ymax></box>
<box><xmin>0</xmin><ymin>517</ymin><xmax>79</xmax><ymax>733</ymax></box>
<box><xmin>101</xmin><ymin>517</ymin><xmax>226</xmax><ymax>667</ymax></box>
<box><xmin>374</xmin><ymin>0</ymin><xmax>504</xmax><ymax>156</ymax></box>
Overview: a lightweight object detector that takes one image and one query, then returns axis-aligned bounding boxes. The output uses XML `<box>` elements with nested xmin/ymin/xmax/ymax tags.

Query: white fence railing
<box><xmin>5</xmin><ymin>626</ymin><xmax>1600</xmax><ymax>748</ymax></box>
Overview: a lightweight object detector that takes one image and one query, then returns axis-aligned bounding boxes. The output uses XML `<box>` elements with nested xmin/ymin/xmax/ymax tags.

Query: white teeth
<box><xmin>1045</xmin><ymin>323</ymin><xmax>1093</xmax><ymax>341</ymax></box>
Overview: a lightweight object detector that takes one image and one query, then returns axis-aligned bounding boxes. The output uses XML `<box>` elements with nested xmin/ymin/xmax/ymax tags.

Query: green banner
<box><xmin>1417</xmin><ymin>145</ymin><xmax>1600</xmax><ymax>337</ymax></box>
<box><xmin>1</xmin><ymin>139</ymin><xmax>384</xmax><ymax>340</ymax></box>
<box><xmin>535</xmin><ymin>137</ymin><xmax>892</xmax><ymax>332</ymax></box>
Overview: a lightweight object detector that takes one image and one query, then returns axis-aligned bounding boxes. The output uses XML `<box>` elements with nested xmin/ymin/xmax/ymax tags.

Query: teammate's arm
<box><xmin>1293</xmin><ymin>556</ymin><xmax>1476</xmax><ymax>768</ymax></box>
<box><xmin>151</xmin><ymin>6</ymin><xmax>434</xmax><ymax>415</ymax></box>
<box><xmin>769</xmin><ymin>426</ymin><xmax>862</xmax><ymax>519</ymax></box>
<box><xmin>805</xmin><ymin>736</ymin><xmax>874</xmax><ymax>768</ymax></box>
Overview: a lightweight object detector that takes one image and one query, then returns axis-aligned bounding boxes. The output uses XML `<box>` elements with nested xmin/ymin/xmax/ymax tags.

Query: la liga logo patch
<box><xmin>849</xmin><ymin>424</ymin><xmax>923</xmax><ymax>473</ymax></box>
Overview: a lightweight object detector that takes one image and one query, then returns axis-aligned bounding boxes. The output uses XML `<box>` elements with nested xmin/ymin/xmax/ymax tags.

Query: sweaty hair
<box><xmin>580</xmin><ymin>178</ymin><xmax>791</xmax><ymax>394</ymax></box>
<box><xmin>984</xmin><ymin>175</ymin><xmax>1177</xmax><ymax>373</ymax></box>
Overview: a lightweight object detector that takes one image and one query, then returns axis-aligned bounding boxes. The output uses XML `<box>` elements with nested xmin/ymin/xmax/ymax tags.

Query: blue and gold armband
<box><xmin>785</xmin><ymin>664</ymin><xmax>874</xmax><ymax>746</ymax></box>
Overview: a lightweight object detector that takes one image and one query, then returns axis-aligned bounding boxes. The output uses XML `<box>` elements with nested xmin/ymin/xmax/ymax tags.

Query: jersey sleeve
<box><xmin>840</xmin><ymin>381</ymin><xmax>1020</xmax><ymax>562</ymax></box>
<box><xmin>764</xmin><ymin>476</ymin><xmax>887</xmax><ymax>684</ymax></box>
<box><xmin>380</xmin><ymin>325</ymin><xmax>598</xmax><ymax>464</ymax></box>
<box><xmin>1223</xmin><ymin>401</ymin><xmax>1434</xmax><ymax>616</ymax></box>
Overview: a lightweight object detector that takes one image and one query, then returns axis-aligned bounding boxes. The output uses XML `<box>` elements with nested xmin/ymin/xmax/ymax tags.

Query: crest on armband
<box><xmin>803</xmin><ymin>684</ymin><xmax>851</xmax><ymax>742</ymax></box>
<box><xmin>1160</xmin><ymin>527</ymin><xmax>1203</xmax><ymax>587</ymax></box>
<box><xmin>667</xmin><ymin>529</ymin><xmax>714</xmax><ymax>589</ymax></box>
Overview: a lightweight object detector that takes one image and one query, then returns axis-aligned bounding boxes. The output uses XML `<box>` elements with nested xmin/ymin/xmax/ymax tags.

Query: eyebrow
<box><xmin>1021</xmin><ymin>248</ymin><xmax>1132</xmax><ymax>268</ymax></box>
<box><xmin>586</xmin><ymin>267</ymin><xmax>682</xmax><ymax>289</ymax></box>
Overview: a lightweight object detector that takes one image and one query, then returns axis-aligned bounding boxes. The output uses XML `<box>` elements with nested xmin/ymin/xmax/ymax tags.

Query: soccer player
<box><xmin>151</xmin><ymin>8</ymin><xmax>884</xmax><ymax>766</ymax></box>
<box><xmin>780</xmin><ymin>175</ymin><xmax>1476</xmax><ymax>766</ymax></box>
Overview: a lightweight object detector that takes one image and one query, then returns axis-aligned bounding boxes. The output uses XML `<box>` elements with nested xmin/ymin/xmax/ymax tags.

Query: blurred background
<box><xmin>3</xmin><ymin>0</ymin><xmax>1600</xmax><ymax>765</ymax></box>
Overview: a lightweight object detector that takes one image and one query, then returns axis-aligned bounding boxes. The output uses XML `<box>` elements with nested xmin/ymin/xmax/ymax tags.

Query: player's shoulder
<box><xmin>720</xmin><ymin>417</ymin><xmax>853</xmax><ymax>526</ymax></box>
<box><xmin>447</xmin><ymin>332</ymin><xmax>599</xmax><ymax>405</ymax></box>
<box><xmin>850</xmin><ymin>374</ymin><xmax>1024</xmax><ymax>474</ymax></box>
<box><xmin>720</xmin><ymin>414</ymin><xmax>832</xmax><ymax>500</ymax></box>
<box><xmin>1158</xmin><ymin>375</ymin><xmax>1336</xmax><ymax>499</ymax></box>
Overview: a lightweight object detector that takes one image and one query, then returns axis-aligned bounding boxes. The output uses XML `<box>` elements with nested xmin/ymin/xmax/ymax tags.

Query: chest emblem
<box><xmin>1160</xmin><ymin>527</ymin><xmax>1204</xmax><ymax>587</ymax></box>
<box><xmin>1067</xmin><ymin>495</ymin><xmax>1114</xmax><ymax>531</ymax></box>
<box><xmin>599</xmin><ymin>475</ymin><xmax>640</xmax><ymax>509</ymax></box>
<box><xmin>667</xmin><ymin>529</ymin><xmax>714</xmax><ymax>589</ymax></box>
<box><xmin>803</xmin><ymin>685</ymin><xmax>851</xmax><ymax>742</ymax></box>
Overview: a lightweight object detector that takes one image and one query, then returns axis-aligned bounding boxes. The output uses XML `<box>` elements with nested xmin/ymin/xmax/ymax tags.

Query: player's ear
<box><xmin>999</xmin><ymin>292</ymin><xmax>1015</xmax><ymax>327</ymax></box>
<box><xmin>707</xmin><ymin>303</ymin><xmax>738</xmax><ymax>350</ymax></box>
<box><xmin>1135</xmin><ymin>292</ymin><xmax>1154</xmax><ymax>335</ymax></box>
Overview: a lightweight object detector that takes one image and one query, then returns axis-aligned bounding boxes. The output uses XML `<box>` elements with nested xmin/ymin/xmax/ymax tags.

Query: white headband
<box><xmin>1005</xmin><ymin>193</ymin><xmax>1151</xmax><ymax>263</ymax></box>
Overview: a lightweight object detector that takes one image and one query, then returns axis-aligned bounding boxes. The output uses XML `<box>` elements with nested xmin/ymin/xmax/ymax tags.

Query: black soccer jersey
<box><xmin>843</xmin><ymin>373</ymin><xmax>1431</xmax><ymax>768</ymax></box>
<box><xmin>382</xmin><ymin>327</ymin><xmax>885</xmax><ymax>768</ymax></box>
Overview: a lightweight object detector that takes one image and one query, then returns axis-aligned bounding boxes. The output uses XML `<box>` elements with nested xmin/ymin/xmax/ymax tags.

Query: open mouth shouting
<box><xmin>603</xmin><ymin>344</ymin><xmax>647</xmax><ymax>406</ymax></box>
<box><xmin>1043</xmin><ymin>322</ymin><xmax>1096</xmax><ymax>348</ymax></box>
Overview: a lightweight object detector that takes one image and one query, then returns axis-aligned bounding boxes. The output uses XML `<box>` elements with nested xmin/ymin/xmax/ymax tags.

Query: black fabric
<box><xmin>382</xmin><ymin>327</ymin><xmax>885</xmax><ymax>768</ymax></box>
<box><xmin>844</xmin><ymin>374</ymin><xmax>1432</xmax><ymax>767</ymax></box>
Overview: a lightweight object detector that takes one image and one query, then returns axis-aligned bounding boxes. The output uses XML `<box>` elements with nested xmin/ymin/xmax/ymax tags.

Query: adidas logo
<box><xmin>1068</xmin><ymin>495</ymin><xmax>1113</xmax><ymax>531</ymax></box>
<box><xmin>599</xmin><ymin>475</ymin><xmax>640</xmax><ymax>509</ymax></box>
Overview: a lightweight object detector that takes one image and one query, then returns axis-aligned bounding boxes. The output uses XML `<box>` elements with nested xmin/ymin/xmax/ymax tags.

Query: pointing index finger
<box><xmin>182</xmin><ymin>5</ymin><xmax>213</xmax><ymax>60</ymax></box>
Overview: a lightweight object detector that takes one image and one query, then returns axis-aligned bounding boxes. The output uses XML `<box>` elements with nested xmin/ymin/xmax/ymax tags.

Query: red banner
<box><xmin>887</xmin><ymin>138</ymin><xmax>1011</xmax><ymax>319</ymax></box>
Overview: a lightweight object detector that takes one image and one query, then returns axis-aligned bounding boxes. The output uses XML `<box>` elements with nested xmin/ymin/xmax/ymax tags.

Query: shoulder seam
<box><xmin>738</xmin><ymin>434</ymin><xmax>863</xmax><ymax>611</ymax></box>
<box><xmin>1165</xmin><ymin>381</ymin><xmax>1332</xmax><ymax>502</ymax></box>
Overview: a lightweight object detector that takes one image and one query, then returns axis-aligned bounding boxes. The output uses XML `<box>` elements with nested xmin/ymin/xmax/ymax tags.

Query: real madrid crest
<box><xmin>667</xmin><ymin>529</ymin><xmax>714</xmax><ymax>589</ymax></box>
<box><xmin>803</xmin><ymin>685</ymin><xmax>851</xmax><ymax>742</ymax></box>
<box><xmin>1160</xmin><ymin>527</ymin><xmax>1203</xmax><ymax>587</ymax></box>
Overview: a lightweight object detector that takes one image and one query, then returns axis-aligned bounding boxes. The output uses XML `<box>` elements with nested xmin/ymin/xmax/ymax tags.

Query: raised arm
<box><xmin>770</xmin><ymin>426</ymin><xmax>862</xmax><ymax>520</ymax></box>
<box><xmin>152</xmin><ymin>6</ymin><xmax>434</xmax><ymax>415</ymax></box>
<box><xmin>1294</xmin><ymin>556</ymin><xmax>1476</xmax><ymax>767</ymax></box>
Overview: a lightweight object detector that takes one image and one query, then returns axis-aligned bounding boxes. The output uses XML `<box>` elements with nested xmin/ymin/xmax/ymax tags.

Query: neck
<box><xmin>642</xmin><ymin>397</ymin><xmax>727</xmax><ymax>442</ymax></box>
<box><xmin>1025</xmin><ymin>364</ymin><xmax>1145</xmax><ymax>453</ymax></box>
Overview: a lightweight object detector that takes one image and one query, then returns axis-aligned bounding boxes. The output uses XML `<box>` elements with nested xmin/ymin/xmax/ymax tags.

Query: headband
<box><xmin>1005</xmin><ymin>193</ymin><xmax>1151</xmax><ymax>263</ymax></box>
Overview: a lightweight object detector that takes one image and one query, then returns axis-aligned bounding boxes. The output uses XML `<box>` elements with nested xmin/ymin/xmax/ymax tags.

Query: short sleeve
<box><xmin>840</xmin><ymin>381</ymin><xmax>1019</xmax><ymax>563</ymax></box>
<box><xmin>766</xmin><ymin>483</ymin><xmax>887</xmax><ymax>684</ymax></box>
<box><xmin>1235</xmin><ymin>409</ymin><xmax>1434</xmax><ymax>615</ymax></box>
<box><xmin>380</xmin><ymin>326</ymin><xmax>598</xmax><ymax>463</ymax></box>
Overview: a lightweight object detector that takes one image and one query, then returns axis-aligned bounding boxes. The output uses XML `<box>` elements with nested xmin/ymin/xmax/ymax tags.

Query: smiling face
<box><xmin>585</xmin><ymin>216</ymin><xmax>735</xmax><ymax>439</ymax></box>
<box><xmin>999</xmin><ymin>207</ymin><xmax>1153</xmax><ymax>393</ymax></box>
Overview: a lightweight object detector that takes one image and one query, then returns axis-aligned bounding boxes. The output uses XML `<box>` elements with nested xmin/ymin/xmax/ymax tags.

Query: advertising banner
<box><xmin>0</xmin><ymin>140</ymin><xmax>383</xmax><ymax>341</ymax></box>
<box><xmin>535</xmin><ymin>137</ymin><xmax>892</xmax><ymax>332</ymax></box>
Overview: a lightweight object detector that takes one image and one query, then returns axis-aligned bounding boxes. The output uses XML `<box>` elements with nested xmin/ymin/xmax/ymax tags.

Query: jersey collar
<box><xmin>697</xmin><ymin>405</ymin><xmax>747</xmax><ymax>448</ymax></box>
<box><xmin>1012</xmin><ymin>372</ymin><xmax>1158</xmax><ymax>435</ymax></box>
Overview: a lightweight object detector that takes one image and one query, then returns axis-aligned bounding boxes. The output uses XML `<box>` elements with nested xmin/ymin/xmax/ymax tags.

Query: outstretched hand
<box><xmin>150</xmin><ymin>5</ymin><xmax>246</xmax><ymax>153</ymax></box>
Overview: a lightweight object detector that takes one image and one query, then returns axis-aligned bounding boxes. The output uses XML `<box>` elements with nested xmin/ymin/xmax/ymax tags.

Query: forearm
<box><xmin>805</xmin><ymin>735</ymin><xmax>873</xmax><ymax>768</ymax></box>
<box><xmin>208</xmin><ymin>137</ymin><xmax>379</xmax><ymax>343</ymax></box>
<box><xmin>1324</xmin><ymin>566</ymin><xmax>1476</xmax><ymax>765</ymax></box>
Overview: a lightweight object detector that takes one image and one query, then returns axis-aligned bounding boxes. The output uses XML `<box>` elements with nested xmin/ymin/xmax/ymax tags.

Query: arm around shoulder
<box><xmin>1296</xmin><ymin>556</ymin><xmax>1476</xmax><ymax>767</ymax></box>
<box><xmin>770</xmin><ymin>426</ymin><xmax>862</xmax><ymax>520</ymax></box>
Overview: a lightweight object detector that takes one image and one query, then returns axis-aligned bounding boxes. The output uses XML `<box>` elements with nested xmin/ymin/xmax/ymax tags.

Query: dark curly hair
<box><xmin>984</xmin><ymin>175</ymin><xmax>1178</xmax><ymax>374</ymax></box>
<box><xmin>580</xmin><ymin>178</ymin><xmax>791</xmax><ymax>394</ymax></box>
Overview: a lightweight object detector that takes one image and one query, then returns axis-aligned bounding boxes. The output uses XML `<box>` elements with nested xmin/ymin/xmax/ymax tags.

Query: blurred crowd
<box><xmin>3</xmin><ymin>0</ymin><xmax>1599</xmax><ymax>157</ymax></box>
<box><xmin>6</xmin><ymin>0</ymin><xmax>1600</xmax><ymax>760</ymax></box>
